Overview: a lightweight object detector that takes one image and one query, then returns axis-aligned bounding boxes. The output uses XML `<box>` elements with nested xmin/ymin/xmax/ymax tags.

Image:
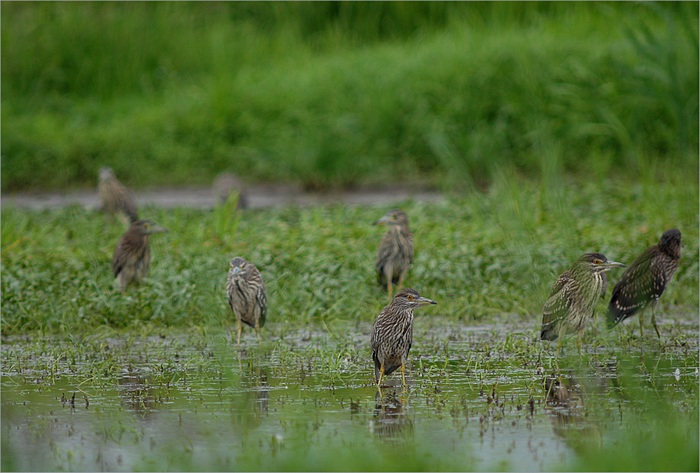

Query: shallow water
<box><xmin>2</xmin><ymin>318</ymin><xmax>698</xmax><ymax>471</ymax></box>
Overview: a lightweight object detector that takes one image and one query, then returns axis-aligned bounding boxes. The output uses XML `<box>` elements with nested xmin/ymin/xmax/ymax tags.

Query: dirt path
<box><xmin>2</xmin><ymin>184</ymin><xmax>444</xmax><ymax>210</ymax></box>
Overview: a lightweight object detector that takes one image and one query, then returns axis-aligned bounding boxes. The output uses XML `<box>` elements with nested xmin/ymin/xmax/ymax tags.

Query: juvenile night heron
<box><xmin>98</xmin><ymin>167</ymin><xmax>138</xmax><ymax>223</ymax></box>
<box><xmin>227</xmin><ymin>256</ymin><xmax>268</xmax><ymax>346</ymax></box>
<box><xmin>374</xmin><ymin>209</ymin><xmax>414</xmax><ymax>299</ymax></box>
<box><xmin>607</xmin><ymin>229</ymin><xmax>681</xmax><ymax>338</ymax></box>
<box><xmin>541</xmin><ymin>253</ymin><xmax>625</xmax><ymax>347</ymax></box>
<box><xmin>212</xmin><ymin>172</ymin><xmax>248</xmax><ymax>209</ymax></box>
<box><xmin>371</xmin><ymin>288</ymin><xmax>436</xmax><ymax>393</ymax></box>
<box><xmin>112</xmin><ymin>219</ymin><xmax>168</xmax><ymax>292</ymax></box>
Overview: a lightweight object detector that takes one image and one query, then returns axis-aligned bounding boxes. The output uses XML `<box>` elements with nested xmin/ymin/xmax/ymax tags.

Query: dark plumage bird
<box><xmin>112</xmin><ymin>220</ymin><xmax>168</xmax><ymax>292</ymax></box>
<box><xmin>98</xmin><ymin>167</ymin><xmax>138</xmax><ymax>223</ymax></box>
<box><xmin>375</xmin><ymin>209</ymin><xmax>414</xmax><ymax>299</ymax></box>
<box><xmin>227</xmin><ymin>256</ymin><xmax>268</xmax><ymax>346</ymax></box>
<box><xmin>607</xmin><ymin>229</ymin><xmax>681</xmax><ymax>338</ymax></box>
<box><xmin>371</xmin><ymin>288</ymin><xmax>436</xmax><ymax>392</ymax></box>
<box><xmin>541</xmin><ymin>253</ymin><xmax>625</xmax><ymax>346</ymax></box>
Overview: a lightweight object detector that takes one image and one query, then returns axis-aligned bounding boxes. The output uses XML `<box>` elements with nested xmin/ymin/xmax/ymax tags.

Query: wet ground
<box><xmin>2</xmin><ymin>184</ymin><xmax>444</xmax><ymax>211</ymax></box>
<box><xmin>2</xmin><ymin>317</ymin><xmax>698</xmax><ymax>471</ymax></box>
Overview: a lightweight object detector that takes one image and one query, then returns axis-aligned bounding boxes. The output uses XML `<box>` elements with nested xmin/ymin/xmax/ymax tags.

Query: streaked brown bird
<box><xmin>374</xmin><ymin>209</ymin><xmax>414</xmax><ymax>299</ymax></box>
<box><xmin>371</xmin><ymin>288</ymin><xmax>436</xmax><ymax>393</ymax></box>
<box><xmin>98</xmin><ymin>167</ymin><xmax>138</xmax><ymax>223</ymax></box>
<box><xmin>212</xmin><ymin>172</ymin><xmax>248</xmax><ymax>209</ymax></box>
<box><xmin>227</xmin><ymin>256</ymin><xmax>268</xmax><ymax>346</ymax></box>
<box><xmin>112</xmin><ymin>220</ymin><xmax>168</xmax><ymax>292</ymax></box>
<box><xmin>607</xmin><ymin>229</ymin><xmax>681</xmax><ymax>338</ymax></box>
<box><xmin>541</xmin><ymin>253</ymin><xmax>625</xmax><ymax>348</ymax></box>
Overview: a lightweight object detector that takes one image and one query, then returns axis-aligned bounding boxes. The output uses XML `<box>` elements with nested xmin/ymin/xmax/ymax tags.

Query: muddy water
<box><xmin>2</xmin><ymin>318</ymin><xmax>698</xmax><ymax>471</ymax></box>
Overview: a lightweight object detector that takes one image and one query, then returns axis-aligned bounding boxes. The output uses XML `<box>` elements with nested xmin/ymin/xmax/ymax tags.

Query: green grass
<box><xmin>2</xmin><ymin>2</ymin><xmax>698</xmax><ymax>191</ymax></box>
<box><xmin>2</xmin><ymin>173</ymin><xmax>697</xmax><ymax>336</ymax></box>
<box><xmin>2</xmin><ymin>168</ymin><xmax>698</xmax><ymax>471</ymax></box>
<box><xmin>3</xmin><ymin>23</ymin><xmax>699</xmax><ymax>465</ymax></box>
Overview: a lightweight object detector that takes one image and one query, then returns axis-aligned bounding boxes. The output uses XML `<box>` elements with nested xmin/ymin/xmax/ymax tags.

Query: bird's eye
<box><xmin>407</xmin><ymin>294</ymin><xmax>414</xmax><ymax>301</ymax></box>
<box><xmin>593</xmin><ymin>259</ymin><xmax>603</xmax><ymax>265</ymax></box>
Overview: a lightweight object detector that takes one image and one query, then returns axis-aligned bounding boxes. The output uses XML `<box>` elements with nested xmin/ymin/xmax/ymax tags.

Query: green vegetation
<box><xmin>2</xmin><ymin>176</ymin><xmax>698</xmax><ymax>470</ymax></box>
<box><xmin>2</xmin><ymin>174</ymin><xmax>697</xmax><ymax>335</ymax></box>
<box><xmin>2</xmin><ymin>3</ymin><xmax>698</xmax><ymax>470</ymax></box>
<box><xmin>2</xmin><ymin>2</ymin><xmax>698</xmax><ymax>191</ymax></box>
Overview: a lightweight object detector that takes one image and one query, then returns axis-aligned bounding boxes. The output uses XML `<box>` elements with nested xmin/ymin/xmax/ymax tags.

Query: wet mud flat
<box><xmin>1</xmin><ymin>316</ymin><xmax>698</xmax><ymax>471</ymax></box>
<box><xmin>2</xmin><ymin>183</ymin><xmax>444</xmax><ymax>211</ymax></box>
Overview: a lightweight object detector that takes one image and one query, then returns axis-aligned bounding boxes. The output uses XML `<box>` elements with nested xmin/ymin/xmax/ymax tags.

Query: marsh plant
<box><xmin>2</xmin><ymin>3</ymin><xmax>697</xmax><ymax>191</ymax></box>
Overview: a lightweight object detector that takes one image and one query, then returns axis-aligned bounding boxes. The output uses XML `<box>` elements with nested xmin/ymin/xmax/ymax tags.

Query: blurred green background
<box><xmin>2</xmin><ymin>1</ymin><xmax>698</xmax><ymax>192</ymax></box>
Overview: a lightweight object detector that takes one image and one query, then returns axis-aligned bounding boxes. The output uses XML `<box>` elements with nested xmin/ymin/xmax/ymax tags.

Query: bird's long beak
<box><xmin>373</xmin><ymin>216</ymin><xmax>389</xmax><ymax>226</ymax></box>
<box><xmin>150</xmin><ymin>225</ymin><xmax>168</xmax><ymax>234</ymax></box>
<box><xmin>417</xmin><ymin>297</ymin><xmax>437</xmax><ymax>306</ymax></box>
<box><xmin>232</xmin><ymin>266</ymin><xmax>242</xmax><ymax>275</ymax></box>
<box><xmin>604</xmin><ymin>260</ymin><xmax>625</xmax><ymax>269</ymax></box>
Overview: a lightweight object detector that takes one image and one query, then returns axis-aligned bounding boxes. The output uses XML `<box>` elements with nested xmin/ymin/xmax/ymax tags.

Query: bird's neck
<box><xmin>391</xmin><ymin>225</ymin><xmax>410</xmax><ymax>237</ymax></box>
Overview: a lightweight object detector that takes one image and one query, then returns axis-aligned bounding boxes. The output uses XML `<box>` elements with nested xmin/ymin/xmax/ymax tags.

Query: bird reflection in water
<box><xmin>232</xmin><ymin>365</ymin><xmax>270</xmax><ymax>431</ymax></box>
<box><xmin>118</xmin><ymin>369</ymin><xmax>158</xmax><ymax>420</ymax></box>
<box><xmin>544</xmin><ymin>374</ymin><xmax>602</xmax><ymax>455</ymax></box>
<box><xmin>370</xmin><ymin>388</ymin><xmax>414</xmax><ymax>444</ymax></box>
<box><xmin>250</xmin><ymin>369</ymin><xmax>270</xmax><ymax>418</ymax></box>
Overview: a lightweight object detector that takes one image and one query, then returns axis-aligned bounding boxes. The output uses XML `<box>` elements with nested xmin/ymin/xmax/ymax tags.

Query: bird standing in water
<box><xmin>607</xmin><ymin>229</ymin><xmax>681</xmax><ymax>338</ymax></box>
<box><xmin>371</xmin><ymin>288</ymin><xmax>436</xmax><ymax>393</ymax></box>
<box><xmin>541</xmin><ymin>253</ymin><xmax>625</xmax><ymax>350</ymax></box>
<box><xmin>375</xmin><ymin>209</ymin><xmax>414</xmax><ymax>299</ymax></box>
<box><xmin>227</xmin><ymin>256</ymin><xmax>268</xmax><ymax>346</ymax></box>
<box><xmin>112</xmin><ymin>220</ymin><xmax>168</xmax><ymax>292</ymax></box>
<box><xmin>98</xmin><ymin>167</ymin><xmax>139</xmax><ymax>223</ymax></box>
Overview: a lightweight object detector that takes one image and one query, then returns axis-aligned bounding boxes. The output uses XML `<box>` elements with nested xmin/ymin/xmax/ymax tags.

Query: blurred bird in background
<box><xmin>374</xmin><ymin>209</ymin><xmax>414</xmax><ymax>299</ymax></box>
<box><xmin>213</xmin><ymin>172</ymin><xmax>248</xmax><ymax>209</ymax></box>
<box><xmin>98</xmin><ymin>167</ymin><xmax>139</xmax><ymax>223</ymax></box>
